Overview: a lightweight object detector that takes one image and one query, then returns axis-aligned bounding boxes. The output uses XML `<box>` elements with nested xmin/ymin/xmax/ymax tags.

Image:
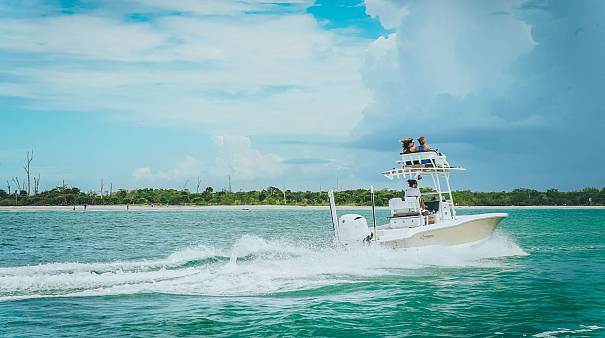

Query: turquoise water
<box><xmin>1</xmin><ymin>209</ymin><xmax>604</xmax><ymax>337</ymax></box>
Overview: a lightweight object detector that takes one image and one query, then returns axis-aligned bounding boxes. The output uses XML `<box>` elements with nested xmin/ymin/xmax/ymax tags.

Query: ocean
<box><xmin>1</xmin><ymin>208</ymin><xmax>604</xmax><ymax>337</ymax></box>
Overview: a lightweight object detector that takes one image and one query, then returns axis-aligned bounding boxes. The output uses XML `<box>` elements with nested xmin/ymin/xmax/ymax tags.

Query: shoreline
<box><xmin>0</xmin><ymin>205</ymin><xmax>604</xmax><ymax>212</ymax></box>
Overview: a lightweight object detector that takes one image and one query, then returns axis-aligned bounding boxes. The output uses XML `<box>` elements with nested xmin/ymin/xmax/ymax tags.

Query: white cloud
<box><xmin>0</xmin><ymin>1</ymin><xmax>369</xmax><ymax>136</ymax></box>
<box><xmin>357</xmin><ymin>0</ymin><xmax>536</xmax><ymax>136</ymax></box>
<box><xmin>212</xmin><ymin>135</ymin><xmax>285</xmax><ymax>181</ymax></box>
<box><xmin>132</xmin><ymin>136</ymin><xmax>285</xmax><ymax>185</ymax></box>
<box><xmin>365</xmin><ymin>0</ymin><xmax>409</xmax><ymax>30</ymax></box>
<box><xmin>132</xmin><ymin>167</ymin><xmax>152</xmax><ymax>181</ymax></box>
<box><xmin>0</xmin><ymin>16</ymin><xmax>165</xmax><ymax>62</ymax></box>
<box><xmin>132</xmin><ymin>155</ymin><xmax>202</xmax><ymax>182</ymax></box>
<box><xmin>131</xmin><ymin>0</ymin><xmax>313</xmax><ymax>16</ymax></box>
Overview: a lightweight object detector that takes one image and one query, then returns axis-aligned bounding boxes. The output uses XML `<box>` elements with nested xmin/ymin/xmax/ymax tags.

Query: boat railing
<box><xmin>398</xmin><ymin>151</ymin><xmax>449</xmax><ymax>168</ymax></box>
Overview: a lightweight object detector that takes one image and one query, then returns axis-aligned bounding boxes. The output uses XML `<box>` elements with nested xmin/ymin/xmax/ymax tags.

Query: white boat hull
<box><xmin>376</xmin><ymin>213</ymin><xmax>507</xmax><ymax>249</ymax></box>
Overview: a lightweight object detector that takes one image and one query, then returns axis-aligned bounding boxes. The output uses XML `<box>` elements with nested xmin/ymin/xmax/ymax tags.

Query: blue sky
<box><xmin>0</xmin><ymin>0</ymin><xmax>603</xmax><ymax>193</ymax></box>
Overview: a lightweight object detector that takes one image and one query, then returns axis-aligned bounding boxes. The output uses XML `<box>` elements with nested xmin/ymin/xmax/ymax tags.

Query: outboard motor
<box><xmin>337</xmin><ymin>214</ymin><xmax>371</xmax><ymax>245</ymax></box>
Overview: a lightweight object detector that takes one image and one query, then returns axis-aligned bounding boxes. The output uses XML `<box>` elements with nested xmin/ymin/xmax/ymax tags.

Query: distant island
<box><xmin>0</xmin><ymin>186</ymin><xmax>603</xmax><ymax>207</ymax></box>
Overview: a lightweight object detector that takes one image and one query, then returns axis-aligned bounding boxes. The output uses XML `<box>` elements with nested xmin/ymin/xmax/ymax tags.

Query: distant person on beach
<box><xmin>417</xmin><ymin>136</ymin><xmax>431</xmax><ymax>152</ymax></box>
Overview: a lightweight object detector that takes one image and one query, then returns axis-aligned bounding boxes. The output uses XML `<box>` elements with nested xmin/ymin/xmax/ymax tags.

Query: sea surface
<box><xmin>1</xmin><ymin>208</ymin><xmax>604</xmax><ymax>337</ymax></box>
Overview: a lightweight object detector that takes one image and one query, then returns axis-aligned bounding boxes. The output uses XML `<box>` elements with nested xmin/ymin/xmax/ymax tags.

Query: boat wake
<box><xmin>0</xmin><ymin>232</ymin><xmax>527</xmax><ymax>301</ymax></box>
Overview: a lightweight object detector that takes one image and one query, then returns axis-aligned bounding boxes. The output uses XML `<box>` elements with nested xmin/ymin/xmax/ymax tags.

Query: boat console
<box><xmin>388</xmin><ymin>197</ymin><xmax>422</xmax><ymax>217</ymax></box>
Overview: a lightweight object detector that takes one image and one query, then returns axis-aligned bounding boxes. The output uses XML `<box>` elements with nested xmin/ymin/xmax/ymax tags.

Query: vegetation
<box><xmin>1</xmin><ymin>186</ymin><xmax>604</xmax><ymax>207</ymax></box>
<box><xmin>3</xmin><ymin>149</ymin><xmax>602</xmax><ymax>207</ymax></box>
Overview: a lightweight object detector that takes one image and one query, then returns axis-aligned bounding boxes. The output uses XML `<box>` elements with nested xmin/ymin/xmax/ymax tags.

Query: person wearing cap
<box><xmin>405</xmin><ymin>179</ymin><xmax>426</xmax><ymax>209</ymax></box>
<box><xmin>417</xmin><ymin>136</ymin><xmax>431</xmax><ymax>152</ymax></box>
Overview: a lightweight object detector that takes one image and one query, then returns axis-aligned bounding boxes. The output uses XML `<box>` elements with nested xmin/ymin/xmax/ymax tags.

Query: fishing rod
<box><xmin>328</xmin><ymin>190</ymin><xmax>340</xmax><ymax>244</ymax></box>
<box><xmin>371</xmin><ymin>185</ymin><xmax>377</xmax><ymax>241</ymax></box>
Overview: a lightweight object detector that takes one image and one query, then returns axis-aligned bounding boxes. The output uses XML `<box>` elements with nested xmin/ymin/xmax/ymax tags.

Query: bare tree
<box><xmin>33</xmin><ymin>174</ymin><xmax>40</xmax><ymax>195</ymax></box>
<box><xmin>196</xmin><ymin>177</ymin><xmax>201</xmax><ymax>193</ymax></box>
<box><xmin>12</xmin><ymin>177</ymin><xmax>22</xmax><ymax>192</ymax></box>
<box><xmin>182</xmin><ymin>179</ymin><xmax>189</xmax><ymax>191</ymax></box>
<box><xmin>23</xmin><ymin>150</ymin><xmax>33</xmax><ymax>195</ymax></box>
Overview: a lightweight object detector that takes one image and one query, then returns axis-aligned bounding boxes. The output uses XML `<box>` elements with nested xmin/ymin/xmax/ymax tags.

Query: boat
<box><xmin>328</xmin><ymin>149</ymin><xmax>507</xmax><ymax>248</ymax></box>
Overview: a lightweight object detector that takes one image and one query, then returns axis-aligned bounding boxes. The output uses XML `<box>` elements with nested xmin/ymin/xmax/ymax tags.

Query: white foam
<box><xmin>532</xmin><ymin>325</ymin><xmax>603</xmax><ymax>337</ymax></box>
<box><xmin>0</xmin><ymin>232</ymin><xmax>527</xmax><ymax>301</ymax></box>
<box><xmin>0</xmin><ymin>244</ymin><xmax>222</xmax><ymax>276</ymax></box>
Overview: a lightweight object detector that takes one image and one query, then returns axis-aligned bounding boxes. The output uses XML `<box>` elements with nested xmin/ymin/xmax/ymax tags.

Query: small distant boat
<box><xmin>328</xmin><ymin>150</ymin><xmax>507</xmax><ymax>248</ymax></box>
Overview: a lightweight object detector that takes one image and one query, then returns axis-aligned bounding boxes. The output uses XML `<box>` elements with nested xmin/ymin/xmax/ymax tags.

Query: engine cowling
<box><xmin>337</xmin><ymin>214</ymin><xmax>371</xmax><ymax>244</ymax></box>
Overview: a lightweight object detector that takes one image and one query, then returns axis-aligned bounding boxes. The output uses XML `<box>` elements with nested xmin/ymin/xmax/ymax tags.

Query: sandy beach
<box><xmin>0</xmin><ymin>205</ymin><xmax>603</xmax><ymax>212</ymax></box>
<box><xmin>0</xmin><ymin>205</ymin><xmax>375</xmax><ymax>212</ymax></box>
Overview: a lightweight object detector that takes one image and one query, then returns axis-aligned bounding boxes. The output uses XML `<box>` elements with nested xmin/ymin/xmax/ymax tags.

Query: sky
<box><xmin>0</xmin><ymin>0</ymin><xmax>603</xmax><ymax>193</ymax></box>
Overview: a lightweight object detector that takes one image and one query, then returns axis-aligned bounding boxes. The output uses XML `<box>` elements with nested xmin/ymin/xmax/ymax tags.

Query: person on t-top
<box><xmin>417</xmin><ymin>136</ymin><xmax>431</xmax><ymax>152</ymax></box>
<box><xmin>400</xmin><ymin>138</ymin><xmax>418</xmax><ymax>154</ymax></box>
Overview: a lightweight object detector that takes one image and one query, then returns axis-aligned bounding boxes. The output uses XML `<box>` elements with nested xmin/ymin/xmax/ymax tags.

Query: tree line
<box><xmin>1</xmin><ymin>185</ymin><xmax>603</xmax><ymax>207</ymax></box>
<box><xmin>2</xmin><ymin>150</ymin><xmax>603</xmax><ymax>207</ymax></box>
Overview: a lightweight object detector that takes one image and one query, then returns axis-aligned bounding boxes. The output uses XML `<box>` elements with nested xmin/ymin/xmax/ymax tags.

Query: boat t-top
<box><xmin>328</xmin><ymin>148</ymin><xmax>507</xmax><ymax>248</ymax></box>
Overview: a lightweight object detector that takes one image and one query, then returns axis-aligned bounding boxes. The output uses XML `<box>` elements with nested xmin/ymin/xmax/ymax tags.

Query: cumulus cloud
<box><xmin>212</xmin><ymin>135</ymin><xmax>285</xmax><ymax>181</ymax></box>
<box><xmin>357</xmin><ymin>0</ymin><xmax>605</xmax><ymax>189</ymax></box>
<box><xmin>360</xmin><ymin>0</ymin><xmax>535</xmax><ymax>134</ymax></box>
<box><xmin>132</xmin><ymin>167</ymin><xmax>152</xmax><ymax>181</ymax></box>
<box><xmin>132</xmin><ymin>135</ymin><xmax>285</xmax><ymax>187</ymax></box>
<box><xmin>365</xmin><ymin>0</ymin><xmax>409</xmax><ymax>29</ymax></box>
<box><xmin>133</xmin><ymin>155</ymin><xmax>203</xmax><ymax>182</ymax></box>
